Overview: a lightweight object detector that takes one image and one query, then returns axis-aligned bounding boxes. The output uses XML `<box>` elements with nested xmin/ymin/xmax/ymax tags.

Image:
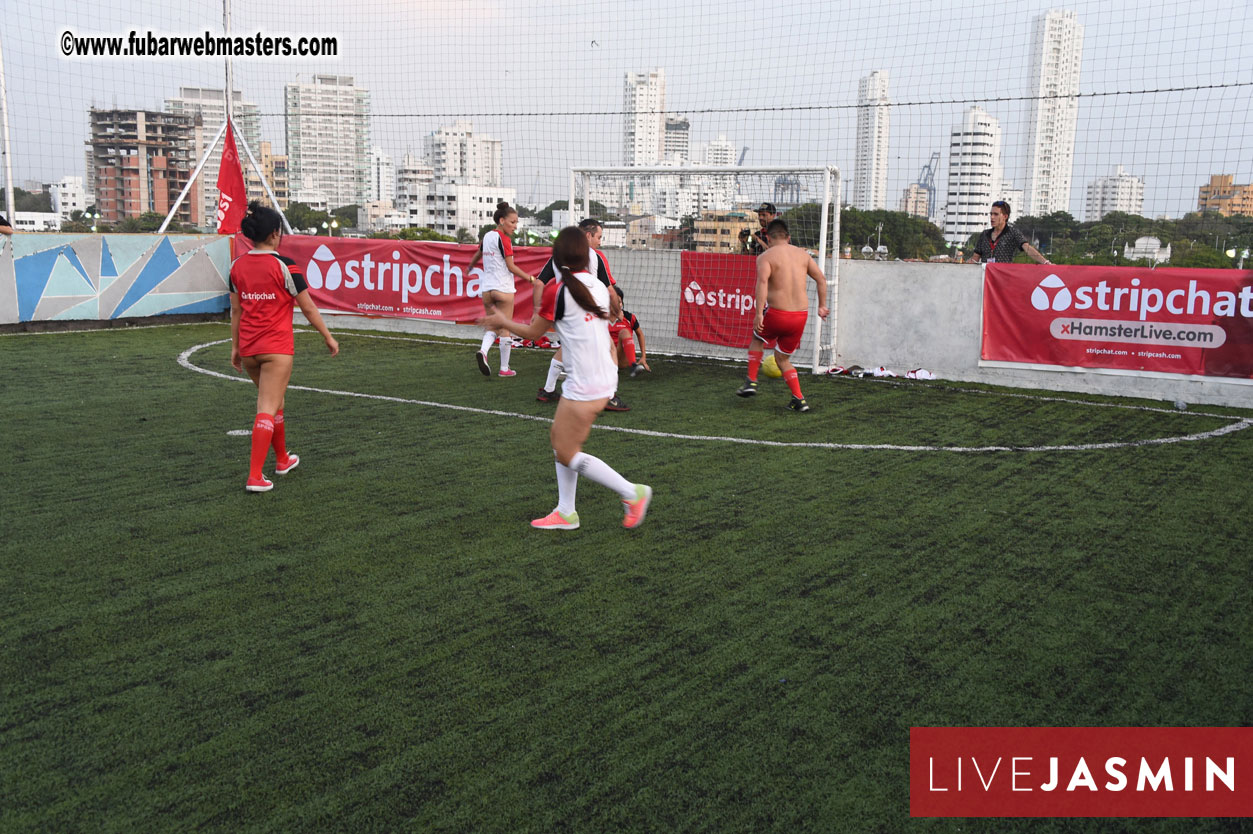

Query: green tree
<box><xmin>285</xmin><ymin>202</ymin><xmax>331</xmax><ymax>234</ymax></box>
<box><xmin>14</xmin><ymin>187</ymin><xmax>52</xmax><ymax>213</ymax></box>
<box><xmin>1171</xmin><ymin>245</ymin><xmax>1233</xmax><ymax>269</ymax></box>
<box><xmin>332</xmin><ymin>204</ymin><xmax>359</xmax><ymax>229</ymax></box>
<box><xmin>456</xmin><ymin>228</ymin><xmax>476</xmax><ymax>244</ymax></box>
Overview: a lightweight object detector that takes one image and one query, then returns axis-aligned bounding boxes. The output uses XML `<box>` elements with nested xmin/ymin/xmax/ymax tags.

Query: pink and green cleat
<box><xmin>622</xmin><ymin>484</ymin><xmax>653</xmax><ymax>529</ymax></box>
<box><xmin>531</xmin><ymin>509</ymin><xmax>580</xmax><ymax>530</ymax></box>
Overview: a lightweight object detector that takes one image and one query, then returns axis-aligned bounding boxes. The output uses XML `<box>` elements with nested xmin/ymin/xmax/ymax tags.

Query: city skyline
<box><xmin>5</xmin><ymin>0</ymin><xmax>1250</xmax><ymax>223</ymax></box>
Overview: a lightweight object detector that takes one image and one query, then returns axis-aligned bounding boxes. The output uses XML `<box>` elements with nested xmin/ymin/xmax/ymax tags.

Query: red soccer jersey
<box><xmin>229</xmin><ymin>250</ymin><xmax>308</xmax><ymax>356</ymax></box>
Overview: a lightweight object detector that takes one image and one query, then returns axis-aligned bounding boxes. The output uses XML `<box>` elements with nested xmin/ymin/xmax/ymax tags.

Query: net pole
<box><xmin>568</xmin><ymin>169</ymin><xmax>575</xmax><ymax>228</ymax></box>
<box><xmin>223</xmin><ymin>0</ymin><xmax>234</xmax><ymax>124</ymax></box>
<box><xmin>0</xmin><ymin>37</ymin><xmax>14</xmax><ymax>224</ymax></box>
<box><xmin>158</xmin><ymin>118</ymin><xmax>229</xmax><ymax>234</ymax></box>
<box><xmin>581</xmin><ymin>173</ymin><xmax>589</xmax><ymax>219</ymax></box>
<box><xmin>812</xmin><ymin>166</ymin><xmax>832</xmax><ymax>372</ymax></box>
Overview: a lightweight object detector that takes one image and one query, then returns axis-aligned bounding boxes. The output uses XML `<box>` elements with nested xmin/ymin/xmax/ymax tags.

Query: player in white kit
<box><xmin>481</xmin><ymin>227</ymin><xmax>653</xmax><ymax>530</ymax></box>
<box><xmin>467</xmin><ymin>201</ymin><xmax>536</xmax><ymax>377</ymax></box>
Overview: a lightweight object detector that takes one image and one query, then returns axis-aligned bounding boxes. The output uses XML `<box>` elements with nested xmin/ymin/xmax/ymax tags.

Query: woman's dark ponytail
<box><xmin>239</xmin><ymin>200</ymin><xmax>283</xmax><ymax>242</ymax></box>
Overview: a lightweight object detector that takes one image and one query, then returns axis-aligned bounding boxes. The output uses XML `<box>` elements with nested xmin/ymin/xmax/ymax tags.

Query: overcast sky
<box><xmin>6</xmin><ymin>0</ymin><xmax>1251</xmax><ymax>217</ymax></box>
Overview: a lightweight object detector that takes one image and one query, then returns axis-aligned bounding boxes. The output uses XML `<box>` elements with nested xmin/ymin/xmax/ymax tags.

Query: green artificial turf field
<box><xmin>2</xmin><ymin>322</ymin><xmax>1251</xmax><ymax>832</ymax></box>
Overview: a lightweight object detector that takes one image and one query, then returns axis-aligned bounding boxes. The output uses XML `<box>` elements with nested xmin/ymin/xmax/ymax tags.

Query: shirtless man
<box><xmin>736</xmin><ymin>218</ymin><xmax>829</xmax><ymax>412</ymax></box>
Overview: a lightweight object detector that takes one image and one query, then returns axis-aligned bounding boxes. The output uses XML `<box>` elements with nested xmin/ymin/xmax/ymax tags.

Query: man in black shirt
<box><xmin>0</xmin><ymin>214</ymin><xmax>13</xmax><ymax>236</ymax></box>
<box><xmin>739</xmin><ymin>202</ymin><xmax>778</xmax><ymax>255</ymax></box>
<box><xmin>968</xmin><ymin>201</ymin><xmax>1050</xmax><ymax>265</ymax></box>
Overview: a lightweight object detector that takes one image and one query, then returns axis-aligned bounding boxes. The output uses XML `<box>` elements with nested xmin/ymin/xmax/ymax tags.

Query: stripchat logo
<box><xmin>683</xmin><ymin>280</ymin><xmax>755</xmax><ymax>314</ymax></box>
<box><xmin>305</xmin><ymin>244</ymin><xmax>342</xmax><ymax>291</ymax></box>
<box><xmin>300</xmin><ymin>243</ymin><xmax>480</xmax><ymax>302</ymax></box>
<box><xmin>1031</xmin><ymin>274</ymin><xmax>1072</xmax><ymax>311</ymax></box>
<box><xmin>1027</xmin><ymin>271</ymin><xmax>1253</xmax><ymax>321</ymax></box>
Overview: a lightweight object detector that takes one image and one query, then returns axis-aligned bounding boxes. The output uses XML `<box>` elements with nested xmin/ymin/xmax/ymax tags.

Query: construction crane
<box><xmin>737</xmin><ymin>147</ymin><xmax>750</xmax><ymax>166</ymax></box>
<box><xmin>918</xmin><ymin>151</ymin><xmax>940</xmax><ymax>219</ymax></box>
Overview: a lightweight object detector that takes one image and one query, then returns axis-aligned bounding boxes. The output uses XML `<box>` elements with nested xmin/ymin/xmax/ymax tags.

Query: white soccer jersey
<box><xmin>479</xmin><ymin>229</ymin><xmax>515</xmax><ymax>294</ymax></box>
<box><xmin>538</xmin><ymin>271</ymin><xmax>616</xmax><ymax>401</ymax></box>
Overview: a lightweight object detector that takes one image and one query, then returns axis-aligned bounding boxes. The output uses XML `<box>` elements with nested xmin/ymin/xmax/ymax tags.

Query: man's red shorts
<box><xmin>756</xmin><ymin>308</ymin><xmax>808</xmax><ymax>355</ymax></box>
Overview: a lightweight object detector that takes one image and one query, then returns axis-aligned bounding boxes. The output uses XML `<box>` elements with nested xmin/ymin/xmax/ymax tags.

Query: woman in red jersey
<box><xmin>482</xmin><ymin>227</ymin><xmax>652</xmax><ymax>530</ymax></box>
<box><xmin>230</xmin><ymin>201</ymin><xmax>339</xmax><ymax>493</ymax></box>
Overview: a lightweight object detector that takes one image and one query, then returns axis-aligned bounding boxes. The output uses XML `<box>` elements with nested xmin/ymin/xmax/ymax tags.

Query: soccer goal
<box><xmin>569</xmin><ymin>166</ymin><xmax>841</xmax><ymax>372</ymax></box>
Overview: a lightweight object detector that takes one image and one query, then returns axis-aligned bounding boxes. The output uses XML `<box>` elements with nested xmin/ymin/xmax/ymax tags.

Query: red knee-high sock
<box><xmin>250</xmin><ymin>413</ymin><xmax>274</xmax><ymax>479</ymax></box>
<box><xmin>783</xmin><ymin>367</ymin><xmax>804</xmax><ymax>399</ymax></box>
<box><xmin>747</xmin><ymin>350</ymin><xmax>763</xmax><ymax>381</ymax></box>
<box><xmin>271</xmin><ymin>410</ymin><xmax>288</xmax><ymax>462</ymax></box>
<box><xmin>623</xmin><ymin>338</ymin><xmax>637</xmax><ymax>365</ymax></box>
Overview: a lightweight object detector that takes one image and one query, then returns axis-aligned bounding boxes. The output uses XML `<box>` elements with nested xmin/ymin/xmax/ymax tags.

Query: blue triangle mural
<box><xmin>111</xmin><ymin>237</ymin><xmax>181</xmax><ymax>318</ymax></box>
<box><xmin>158</xmin><ymin>295</ymin><xmax>231</xmax><ymax>316</ymax></box>
<box><xmin>53</xmin><ymin>296</ymin><xmax>100</xmax><ymax>320</ymax></box>
<box><xmin>104</xmin><ymin>236</ymin><xmax>156</xmax><ymax>278</ymax></box>
<box><xmin>15</xmin><ymin>247</ymin><xmax>63</xmax><ymax>321</ymax></box>
<box><xmin>100</xmin><ymin>237</ymin><xmax>118</xmax><ymax>279</ymax></box>
<box><xmin>43</xmin><ymin>251</ymin><xmax>96</xmax><ymax>296</ymax></box>
<box><xmin>62</xmin><ymin>246</ymin><xmax>94</xmax><ymax>290</ymax></box>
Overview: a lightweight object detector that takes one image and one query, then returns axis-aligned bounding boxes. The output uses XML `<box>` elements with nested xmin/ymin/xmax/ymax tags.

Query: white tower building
<box><xmin>1085</xmin><ymin>165</ymin><xmax>1145</xmax><ymax>221</ymax></box>
<box><xmin>1024</xmin><ymin>9</ymin><xmax>1084</xmax><ymax>217</ymax></box>
<box><xmin>944</xmin><ymin>106</ymin><xmax>1003</xmax><ymax>246</ymax></box>
<box><xmin>284</xmin><ymin>75</ymin><xmax>371</xmax><ymax>209</ymax></box>
<box><xmin>623</xmin><ymin>69</ymin><xmax>666</xmax><ymax>167</ymax></box>
<box><xmin>853</xmin><ymin>71</ymin><xmax>890</xmax><ymax>211</ymax></box>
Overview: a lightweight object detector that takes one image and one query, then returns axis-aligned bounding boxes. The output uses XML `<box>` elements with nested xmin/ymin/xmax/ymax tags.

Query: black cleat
<box><xmin>788</xmin><ymin>396</ymin><xmax>810</xmax><ymax>412</ymax></box>
<box><xmin>536</xmin><ymin>387</ymin><xmax>560</xmax><ymax>403</ymax></box>
<box><xmin>736</xmin><ymin>378</ymin><xmax>759</xmax><ymax>397</ymax></box>
<box><xmin>604</xmin><ymin>395</ymin><xmax>631</xmax><ymax>412</ymax></box>
<box><xmin>629</xmin><ymin>363</ymin><xmax>647</xmax><ymax>378</ymax></box>
<box><xmin>475</xmin><ymin>351</ymin><xmax>491</xmax><ymax>376</ymax></box>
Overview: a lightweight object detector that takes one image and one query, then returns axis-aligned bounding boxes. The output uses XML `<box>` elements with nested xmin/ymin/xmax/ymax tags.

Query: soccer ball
<box><xmin>761</xmin><ymin>354</ymin><xmax>783</xmax><ymax>379</ymax></box>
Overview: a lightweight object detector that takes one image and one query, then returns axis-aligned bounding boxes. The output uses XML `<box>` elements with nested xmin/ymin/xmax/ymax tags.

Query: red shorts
<box><xmin>756</xmin><ymin>308</ymin><xmax>808</xmax><ymax>355</ymax></box>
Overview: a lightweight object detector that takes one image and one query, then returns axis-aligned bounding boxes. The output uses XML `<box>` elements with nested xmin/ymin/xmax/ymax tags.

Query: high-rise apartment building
<box><xmin>1197</xmin><ymin>174</ymin><xmax>1253</xmax><ymax>217</ymax></box>
<box><xmin>87</xmin><ymin>108</ymin><xmax>202</xmax><ymax>226</ymax></box>
<box><xmin>1085</xmin><ymin>165</ymin><xmax>1144</xmax><ymax>220</ymax></box>
<box><xmin>164</xmin><ymin>87</ymin><xmax>261</xmax><ymax>226</ymax></box>
<box><xmin>664</xmin><ymin>116</ymin><xmax>690</xmax><ymax>163</ymax></box>
<box><xmin>943</xmin><ymin>106</ymin><xmax>1003</xmax><ymax>245</ymax></box>
<box><xmin>395</xmin><ymin>152</ymin><xmax>434</xmax><ymax>211</ymax></box>
<box><xmin>900</xmin><ymin>183</ymin><xmax>929</xmax><ymax>219</ymax></box>
<box><xmin>284</xmin><ymin>75</ymin><xmax>370</xmax><ymax>209</ymax></box>
<box><xmin>624</xmin><ymin>69</ymin><xmax>666</xmax><ymax>167</ymax></box>
<box><xmin>853</xmin><ymin>71</ymin><xmax>890</xmax><ymax>211</ymax></box>
<box><xmin>423</xmin><ymin>121</ymin><xmax>502</xmax><ymax>187</ymax></box>
<box><xmin>703</xmin><ymin>135</ymin><xmax>737</xmax><ymax>166</ymax></box>
<box><xmin>1024</xmin><ymin>9</ymin><xmax>1083</xmax><ymax>216</ymax></box>
<box><xmin>369</xmin><ymin>146</ymin><xmax>396</xmax><ymax>203</ymax></box>
<box><xmin>256</xmin><ymin>141</ymin><xmax>289</xmax><ymax>209</ymax></box>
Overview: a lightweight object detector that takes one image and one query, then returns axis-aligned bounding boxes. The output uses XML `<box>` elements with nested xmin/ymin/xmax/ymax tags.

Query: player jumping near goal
<box><xmin>736</xmin><ymin>218</ymin><xmax>829</xmax><ymax>411</ymax></box>
<box><xmin>482</xmin><ymin>226</ymin><xmax>652</xmax><ymax>530</ymax></box>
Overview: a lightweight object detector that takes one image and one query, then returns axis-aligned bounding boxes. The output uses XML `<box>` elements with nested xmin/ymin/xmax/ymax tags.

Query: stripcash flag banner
<box><xmin>677</xmin><ymin>252</ymin><xmax>760</xmax><ymax>347</ymax></box>
<box><xmin>981</xmin><ymin>263</ymin><xmax>1253</xmax><ymax>378</ymax></box>
<box><xmin>234</xmin><ymin>234</ymin><xmax>552</xmax><ymax>322</ymax></box>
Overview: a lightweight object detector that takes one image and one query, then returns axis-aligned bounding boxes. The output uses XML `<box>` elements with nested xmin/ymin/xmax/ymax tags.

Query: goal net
<box><xmin>569</xmin><ymin>166</ymin><xmax>840</xmax><ymax>371</ymax></box>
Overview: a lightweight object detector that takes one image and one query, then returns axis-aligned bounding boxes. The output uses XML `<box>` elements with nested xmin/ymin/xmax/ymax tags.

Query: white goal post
<box><xmin>569</xmin><ymin>166</ymin><xmax>841</xmax><ymax>372</ymax></box>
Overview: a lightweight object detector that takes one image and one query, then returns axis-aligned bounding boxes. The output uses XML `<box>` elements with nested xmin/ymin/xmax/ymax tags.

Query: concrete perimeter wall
<box><xmin>316</xmin><ymin>252</ymin><xmax>1253</xmax><ymax>409</ymax></box>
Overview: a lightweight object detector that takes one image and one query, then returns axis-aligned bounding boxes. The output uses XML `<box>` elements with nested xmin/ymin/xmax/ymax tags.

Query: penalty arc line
<box><xmin>178</xmin><ymin>339</ymin><xmax>1253</xmax><ymax>453</ymax></box>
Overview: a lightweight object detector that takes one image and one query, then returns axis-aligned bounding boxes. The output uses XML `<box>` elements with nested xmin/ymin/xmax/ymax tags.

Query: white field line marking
<box><xmin>180</xmin><ymin>338</ymin><xmax>1252</xmax><ymax>453</ymax></box>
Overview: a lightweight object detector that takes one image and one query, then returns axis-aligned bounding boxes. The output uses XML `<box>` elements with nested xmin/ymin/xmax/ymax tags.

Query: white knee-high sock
<box><xmin>499</xmin><ymin>337</ymin><xmax>512</xmax><ymax>371</ymax></box>
<box><xmin>569</xmin><ymin>452</ymin><xmax>634</xmax><ymax>500</ymax></box>
<box><xmin>544</xmin><ymin>358</ymin><xmax>564</xmax><ymax>392</ymax></box>
<box><xmin>480</xmin><ymin>331</ymin><xmax>496</xmax><ymax>354</ymax></box>
<box><xmin>555</xmin><ymin>458</ymin><xmax>578</xmax><ymax>515</ymax></box>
